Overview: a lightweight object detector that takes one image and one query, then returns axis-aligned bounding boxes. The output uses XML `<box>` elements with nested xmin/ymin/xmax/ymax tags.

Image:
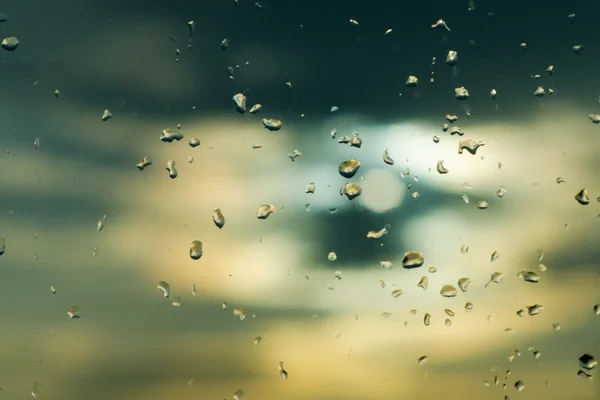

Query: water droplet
<box><xmin>527</xmin><ymin>304</ymin><xmax>544</xmax><ymax>316</ymax></box>
<box><xmin>253</xmin><ymin>336</ymin><xmax>262</xmax><ymax>345</ymax></box>
<box><xmin>391</xmin><ymin>289</ymin><xmax>403</xmax><ymax>298</ymax></box>
<box><xmin>449</xmin><ymin>126</ymin><xmax>464</xmax><ymax>136</ymax></box>
<box><xmin>428</xmin><ymin>266</ymin><xmax>437</xmax><ymax>273</ymax></box>
<box><xmin>212</xmin><ymin>208</ymin><xmax>225</xmax><ymax>228</ymax></box>
<box><xmin>31</xmin><ymin>381</ymin><xmax>40</xmax><ymax>398</ymax></box>
<box><xmin>232</xmin><ymin>93</ymin><xmax>247</xmax><ymax>113</ymax></box>
<box><xmin>458</xmin><ymin>277</ymin><xmax>471</xmax><ymax>292</ymax></box>
<box><xmin>190</xmin><ymin>240</ymin><xmax>203</xmax><ymax>260</ymax></box>
<box><xmin>577</xmin><ymin>370</ymin><xmax>593</xmax><ymax>379</ymax></box>
<box><xmin>288</xmin><ymin>149</ymin><xmax>302</xmax><ymax>161</ymax></box>
<box><xmin>220</xmin><ymin>37</ymin><xmax>231</xmax><ymax>51</ymax></box>
<box><xmin>418</xmin><ymin>355</ymin><xmax>428</xmax><ymax>365</ymax></box>
<box><xmin>1</xmin><ymin>36</ymin><xmax>19</xmax><ymax>51</ymax></box>
<box><xmin>136</xmin><ymin>157</ymin><xmax>152</xmax><ymax>170</ymax></box>
<box><xmin>477</xmin><ymin>201</ymin><xmax>488</xmax><ymax>209</ymax></box>
<box><xmin>0</xmin><ymin>236</ymin><xmax>5</xmax><ymax>255</ymax></box>
<box><xmin>514</xmin><ymin>380</ymin><xmax>525</xmax><ymax>392</ymax></box>
<box><xmin>101</xmin><ymin>109</ymin><xmax>112</xmax><ymax>121</ymax></box>
<box><xmin>191</xmin><ymin>284</ymin><xmax>196</xmax><ymax>296</ymax></box>
<box><xmin>257</xmin><ymin>204</ymin><xmax>276</xmax><ymax>219</ymax></box>
<box><xmin>579</xmin><ymin>354</ymin><xmax>597</xmax><ymax>370</ymax></box>
<box><xmin>187</xmin><ymin>379</ymin><xmax>195</xmax><ymax>388</ymax></box>
<box><xmin>67</xmin><ymin>305</ymin><xmax>82</xmax><ymax>319</ymax></box>
<box><xmin>485</xmin><ymin>272</ymin><xmax>505</xmax><ymax>288</ymax></box>
<box><xmin>432</xmin><ymin>134</ymin><xmax>440</xmax><ymax>143</ymax></box>
<box><xmin>165</xmin><ymin>159</ymin><xmax>178</xmax><ymax>179</ymax></box>
<box><xmin>593</xmin><ymin>304</ymin><xmax>600</xmax><ymax>315</ymax></box>
<box><xmin>278</xmin><ymin>361</ymin><xmax>288</xmax><ymax>380</ymax></box>
<box><xmin>446</xmin><ymin>51</ymin><xmax>458</xmax><ymax>66</ymax></box>
<box><xmin>328</xmin><ymin>252</ymin><xmax>337</xmax><ymax>261</ymax></box>
<box><xmin>341</xmin><ymin>183</ymin><xmax>362</xmax><ymax>200</ymax></box>
<box><xmin>441</xmin><ymin>285</ymin><xmax>457</xmax><ymax>297</ymax></box>
<box><xmin>424</xmin><ymin>313</ymin><xmax>431</xmax><ymax>326</ymax></box>
<box><xmin>575</xmin><ymin>188</ymin><xmax>590</xmax><ymax>205</ymax></box>
<box><xmin>350</xmin><ymin>133</ymin><xmax>362</xmax><ymax>148</ymax></box>
<box><xmin>402</xmin><ymin>251</ymin><xmax>424</xmax><ymax>269</ymax></box>
<box><xmin>490</xmin><ymin>251</ymin><xmax>499</xmax><ymax>262</ymax></box>
<box><xmin>455</xmin><ymin>87</ymin><xmax>469</xmax><ymax>100</ymax></box>
<box><xmin>33</xmin><ymin>138</ymin><xmax>40</xmax><ymax>149</ymax></box>
<box><xmin>172</xmin><ymin>297</ymin><xmax>182</xmax><ymax>307</ymax></box>
<box><xmin>496</xmin><ymin>186</ymin><xmax>507</xmax><ymax>197</ymax></box>
<box><xmin>464</xmin><ymin>302</ymin><xmax>474</xmax><ymax>311</ymax></box>
<box><xmin>382</xmin><ymin>149</ymin><xmax>395</xmax><ymax>165</ymax></box>
<box><xmin>50</xmin><ymin>284</ymin><xmax>57</xmax><ymax>294</ymax></box>
<box><xmin>339</xmin><ymin>159</ymin><xmax>361</xmax><ymax>178</ymax></box>
<box><xmin>380</xmin><ymin>260</ymin><xmax>392</xmax><ymax>269</ymax></box>
<box><xmin>158</xmin><ymin>281</ymin><xmax>170</xmax><ymax>298</ymax></box>
<box><xmin>221</xmin><ymin>302</ymin><xmax>228</xmax><ymax>310</ymax></box>
<box><xmin>249</xmin><ymin>104</ymin><xmax>262</xmax><ymax>114</ymax></box>
<box><xmin>160</xmin><ymin>129</ymin><xmax>183</xmax><ymax>142</ymax></box>
<box><xmin>262</xmin><ymin>118</ymin><xmax>282</xmax><ymax>131</ymax></box>
<box><xmin>406</xmin><ymin>75</ymin><xmax>418</xmax><ymax>86</ymax></box>
<box><xmin>367</xmin><ymin>224</ymin><xmax>391</xmax><ymax>239</ymax></box>
<box><xmin>188</xmin><ymin>138</ymin><xmax>200</xmax><ymax>148</ymax></box>
<box><xmin>445</xmin><ymin>309</ymin><xmax>455</xmax><ymax>317</ymax></box>
<box><xmin>417</xmin><ymin>276</ymin><xmax>429</xmax><ymax>290</ymax></box>
<box><xmin>97</xmin><ymin>215</ymin><xmax>107</xmax><ymax>232</ymax></box>
<box><xmin>436</xmin><ymin>160</ymin><xmax>449</xmax><ymax>174</ymax></box>
<box><xmin>462</xmin><ymin>193</ymin><xmax>469</xmax><ymax>203</ymax></box>
<box><xmin>233</xmin><ymin>389</ymin><xmax>245</xmax><ymax>400</ymax></box>
<box><xmin>334</xmin><ymin>270</ymin><xmax>343</xmax><ymax>280</ymax></box>
<box><xmin>518</xmin><ymin>270</ymin><xmax>540</xmax><ymax>283</ymax></box>
<box><xmin>233</xmin><ymin>308</ymin><xmax>247</xmax><ymax>320</ymax></box>
<box><xmin>533</xmin><ymin>351</ymin><xmax>541</xmax><ymax>359</ymax></box>
<box><xmin>534</xmin><ymin>87</ymin><xmax>545</xmax><ymax>97</ymax></box>
<box><xmin>459</xmin><ymin>138</ymin><xmax>486</xmax><ymax>155</ymax></box>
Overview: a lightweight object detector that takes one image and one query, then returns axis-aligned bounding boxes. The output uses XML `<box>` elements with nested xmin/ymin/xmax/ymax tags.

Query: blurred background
<box><xmin>0</xmin><ymin>0</ymin><xmax>599</xmax><ymax>399</ymax></box>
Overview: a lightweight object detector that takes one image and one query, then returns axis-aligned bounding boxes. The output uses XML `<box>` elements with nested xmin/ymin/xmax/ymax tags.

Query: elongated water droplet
<box><xmin>278</xmin><ymin>361</ymin><xmax>288</xmax><ymax>380</ymax></box>
<box><xmin>257</xmin><ymin>204</ymin><xmax>276</xmax><ymax>219</ymax></box>
<box><xmin>136</xmin><ymin>157</ymin><xmax>152</xmax><ymax>170</ymax></box>
<box><xmin>417</xmin><ymin>276</ymin><xmax>429</xmax><ymax>290</ymax></box>
<box><xmin>418</xmin><ymin>355</ymin><xmax>428</xmax><ymax>365</ymax></box>
<box><xmin>97</xmin><ymin>215</ymin><xmax>107</xmax><ymax>232</ymax></box>
<box><xmin>166</xmin><ymin>160</ymin><xmax>178</xmax><ymax>179</ymax></box>
<box><xmin>518</xmin><ymin>270</ymin><xmax>540</xmax><ymax>283</ymax></box>
<box><xmin>485</xmin><ymin>272</ymin><xmax>505</xmax><ymax>288</ymax></box>
<box><xmin>527</xmin><ymin>304</ymin><xmax>544</xmax><ymax>316</ymax></box>
<box><xmin>458</xmin><ymin>277</ymin><xmax>471</xmax><ymax>292</ymax></box>
<box><xmin>459</xmin><ymin>138</ymin><xmax>486</xmax><ymax>155</ymax></box>
<box><xmin>437</xmin><ymin>160</ymin><xmax>449</xmax><ymax>174</ymax></box>
<box><xmin>491</xmin><ymin>251</ymin><xmax>499</xmax><ymax>262</ymax></box>
<box><xmin>424</xmin><ymin>313</ymin><xmax>431</xmax><ymax>326</ymax></box>
<box><xmin>367</xmin><ymin>224</ymin><xmax>390</xmax><ymax>239</ymax></box>
<box><xmin>305</xmin><ymin>182</ymin><xmax>315</xmax><ymax>193</ymax></box>
<box><xmin>160</xmin><ymin>129</ymin><xmax>183</xmax><ymax>142</ymax></box>
<box><xmin>575</xmin><ymin>188</ymin><xmax>590</xmax><ymax>205</ymax></box>
<box><xmin>262</xmin><ymin>118</ymin><xmax>282</xmax><ymax>131</ymax></box>
<box><xmin>391</xmin><ymin>289</ymin><xmax>403</xmax><ymax>298</ymax></box>
<box><xmin>232</xmin><ymin>93</ymin><xmax>247</xmax><ymax>113</ymax></box>
<box><xmin>190</xmin><ymin>240</ymin><xmax>203</xmax><ymax>260</ymax></box>
<box><xmin>382</xmin><ymin>149</ymin><xmax>394</xmax><ymax>165</ymax></box>
<box><xmin>157</xmin><ymin>281</ymin><xmax>170</xmax><ymax>298</ymax></box>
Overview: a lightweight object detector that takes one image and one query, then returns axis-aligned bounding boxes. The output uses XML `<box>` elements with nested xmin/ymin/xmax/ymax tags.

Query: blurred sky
<box><xmin>0</xmin><ymin>0</ymin><xmax>599</xmax><ymax>399</ymax></box>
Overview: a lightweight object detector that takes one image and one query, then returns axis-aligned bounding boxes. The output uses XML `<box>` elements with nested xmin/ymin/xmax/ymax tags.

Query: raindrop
<box><xmin>339</xmin><ymin>159</ymin><xmax>361</xmax><ymax>178</ymax></box>
<box><xmin>491</xmin><ymin>251</ymin><xmax>499</xmax><ymax>262</ymax></box>
<box><xmin>212</xmin><ymin>208</ymin><xmax>225</xmax><ymax>228</ymax></box>
<box><xmin>328</xmin><ymin>252</ymin><xmax>337</xmax><ymax>261</ymax></box>
<box><xmin>278</xmin><ymin>361</ymin><xmax>288</xmax><ymax>380</ymax></box>
<box><xmin>305</xmin><ymin>182</ymin><xmax>316</xmax><ymax>194</ymax></box>
<box><xmin>406</xmin><ymin>75</ymin><xmax>418</xmax><ymax>86</ymax></box>
<box><xmin>458</xmin><ymin>277</ymin><xmax>471</xmax><ymax>292</ymax></box>
<box><xmin>391</xmin><ymin>289</ymin><xmax>403</xmax><ymax>298</ymax></box>
<box><xmin>253</xmin><ymin>337</ymin><xmax>262</xmax><ymax>345</ymax></box>
<box><xmin>518</xmin><ymin>270</ymin><xmax>540</xmax><ymax>283</ymax></box>
<box><xmin>262</xmin><ymin>118</ymin><xmax>282</xmax><ymax>131</ymax></box>
<box><xmin>418</xmin><ymin>355</ymin><xmax>428</xmax><ymax>366</ymax></box>
<box><xmin>233</xmin><ymin>389</ymin><xmax>245</xmax><ymax>400</ymax></box>
<box><xmin>157</xmin><ymin>281</ymin><xmax>170</xmax><ymax>298</ymax></box>
<box><xmin>445</xmin><ymin>309</ymin><xmax>455</xmax><ymax>317</ymax></box>
<box><xmin>424</xmin><ymin>313</ymin><xmax>431</xmax><ymax>326</ymax></box>
<box><xmin>382</xmin><ymin>149</ymin><xmax>395</xmax><ymax>165</ymax></box>
<box><xmin>440</xmin><ymin>285</ymin><xmax>457</xmax><ymax>297</ymax></box>
<box><xmin>514</xmin><ymin>380</ymin><xmax>525</xmax><ymax>392</ymax></box>
<box><xmin>160</xmin><ymin>129</ymin><xmax>183</xmax><ymax>142</ymax></box>
<box><xmin>575</xmin><ymin>188</ymin><xmax>590</xmax><ymax>205</ymax></box>
<box><xmin>189</xmin><ymin>138</ymin><xmax>200</xmax><ymax>148</ymax></box>
<box><xmin>101</xmin><ymin>109</ymin><xmax>112</xmax><ymax>121</ymax></box>
<box><xmin>459</xmin><ymin>138</ymin><xmax>486</xmax><ymax>155</ymax></box>
<box><xmin>249</xmin><ymin>104</ymin><xmax>262</xmax><ymax>114</ymax></box>
<box><xmin>455</xmin><ymin>87</ymin><xmax>469</xmax><ymax>100</ymax></box>
<box><xmin>367</xmin><ymin>224</ymin><xmax>391</xmax><ymax>239</ymax></box>
<box><xmin>67</xmin><ymin>305</ymin><xmax>82</xmax><ymax>319</ymax></box>
<box><xmin>166</xmin><ymin>160</ymin><xmax>178</xmax><ymax>179</ymax></box>
<box><xmin>97</xmin><ymin>215</ymin><xmax>107</xmax><ymax>232</ymax></box>
<box><xmin>1</xmin><ymin>36</ymin><xmax>19</xmax><ymax>51</ymax></box>
<box><xmin>496</xmin><ymin>186</ymin><xmax>507</xmax><ymax>197</ymax></box>
<box><xmin>436</xmin><ymin>160</ymin><xmax>449</xmax><ymax>174</ymax></box>
<box><xmin>465</xmin><ymin>302</ymin><xmax>474</xmax><ymax>311</ymax></box>
<box><xmin>136</xmin><ymin>157</ymin><xmax>152</xmax><ymax>170</ymax></box>
<box><xmin>485</xmin><ymin>272</ymin><xmax>505</xmax><ymax>288</ymax></box>
<box><xmin>477</xmin><ymin>201</ymin><xmax>489</xmax><ymax>209</ymax></box>
<box><xmin>527</xmin><ymin>304</ymin><xmax>544</xmax><ymax>316</ymax></box>
<box><xmin>257</xmin><ymin>204</ymin><xmax>276</xmax><ymax>219</ymax></box>
<box><xmin>579</xmin><ymin>354</ymin><xmax>598</xmax><ymax>370</ymax></box>
<box><xmin>341</xmin><ymin>183</ymin><xmax>362</xmax><ymax>200</ymax></box>
<box><xmin>190</xmin><ymin>240</ymin><xmax>203</xmax><ymax>260</ymax></box>
<box><xmin>417</xmin><ymin>276</ymin><xmax>429</xmax><ymax>290</ymax></box>
<box><xmin>233</xmin><ymin>308</ymin><xmax>247</xmax><ymax>320</ymax></box>
<box><xmin>402</xmin><ymin>251</ymin><xmax>424</xmax><ymax>269</ymax></box>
